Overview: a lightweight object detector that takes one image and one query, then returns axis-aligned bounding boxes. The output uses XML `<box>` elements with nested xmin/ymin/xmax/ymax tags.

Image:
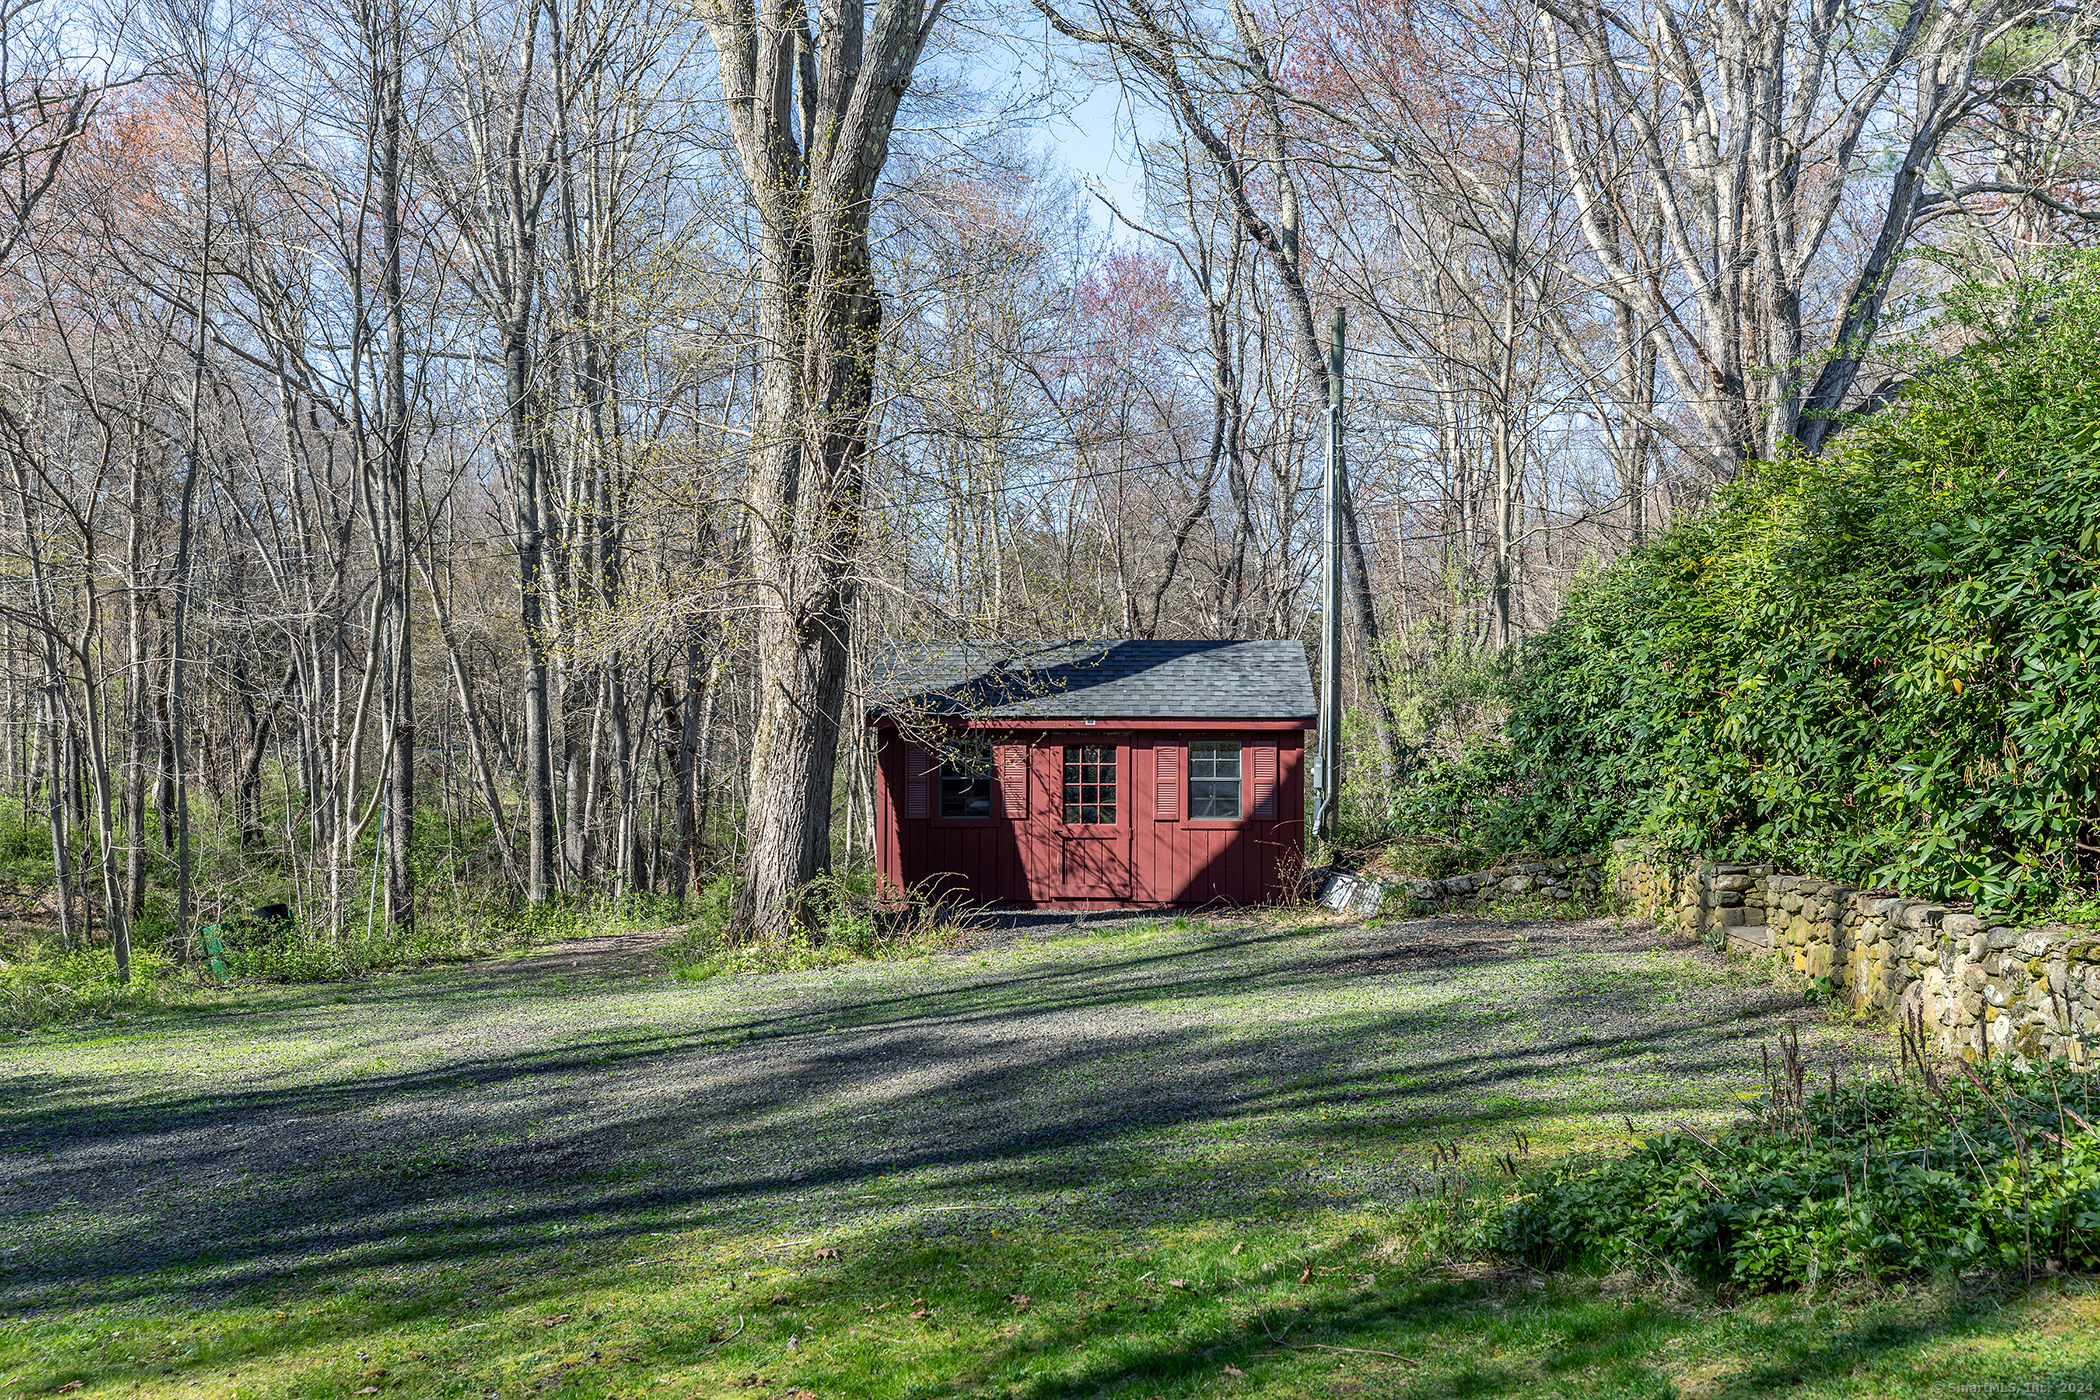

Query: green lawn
<box><xmin>3</xmin><ymin>911</ymin><xmax>2093</xmax><ymax>1398</ymax></box>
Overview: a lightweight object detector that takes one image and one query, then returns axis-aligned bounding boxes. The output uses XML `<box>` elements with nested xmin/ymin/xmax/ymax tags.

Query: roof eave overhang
<box><xmin>866</xmin><ymin>713</ymin><xmax>1315</xmax><ymax>731</ymax></box>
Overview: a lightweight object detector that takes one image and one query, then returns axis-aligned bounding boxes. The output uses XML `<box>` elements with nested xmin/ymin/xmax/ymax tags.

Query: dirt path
<box><xmin>0</xmin><ymin>910</ymin><xmax>1887</xmax><ymax>1318</ymax></box>
<box><xmin>451</xmin><ymin>923</ymin><xmax>693</xmax><ymax>985</ymax></box>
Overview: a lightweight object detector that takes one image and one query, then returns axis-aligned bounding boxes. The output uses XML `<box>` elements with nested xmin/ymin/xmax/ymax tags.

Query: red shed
<box><xmin>868</xmin><ymin>639</ymin><xmax>1313</xmax><ymax>908</ymax></box>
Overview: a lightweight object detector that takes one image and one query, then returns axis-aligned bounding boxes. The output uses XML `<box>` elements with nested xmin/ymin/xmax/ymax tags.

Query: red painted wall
<box><xmin>872</xmin><ymin>722</ymin><xmax>1307</xmax><ymax>908</ymax></box>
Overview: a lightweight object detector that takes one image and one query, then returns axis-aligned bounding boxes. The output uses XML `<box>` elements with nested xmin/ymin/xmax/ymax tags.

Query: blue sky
<box><xmin>1039</xmin><ymin>77</ymin><xmax>1151</xmax><ymax>214</ymax></box>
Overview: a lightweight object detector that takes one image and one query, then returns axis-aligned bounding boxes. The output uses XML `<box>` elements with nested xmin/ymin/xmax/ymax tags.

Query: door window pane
<box><xmin>939</xmin><ymin>738</ymin><xmax>995</xmax><ymax>817</ymax></box>
<box><xmin>1188</xmin><ymin>740</ymin><xmax>1242</xmax><ymax>819</ymax></box>
<box><xmin>1062</xmin><ymin>745</ymin><xmax>1117</xmax><ymax>824</ymax></box>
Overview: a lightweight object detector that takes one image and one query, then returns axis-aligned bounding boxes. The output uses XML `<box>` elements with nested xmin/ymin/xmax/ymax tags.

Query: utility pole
<box><xmin>1314</xmin><ymin>307</ymin><xmax>1344</xmax><ymax>844</ymax></box>
<box><xmin>172</xmin><ymin>0</ymin><xmax>216</xmax><ymax>967</ymax></box>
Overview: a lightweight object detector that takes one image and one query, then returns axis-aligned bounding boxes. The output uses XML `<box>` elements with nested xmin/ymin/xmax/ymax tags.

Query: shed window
<box><xmin>1188</xmin><ymin>741</ymin><xmax>1242</xmax><ymax>819</ymax></box>
<box><xmin>1062</xmin><ymin>745</ymin><xmax>1116</xmax><ymax>824</ymax></box>
<box><xmin>939</xmin><ymin>738</ymin><xmax>995</xmax><ymax>817</ymax></box>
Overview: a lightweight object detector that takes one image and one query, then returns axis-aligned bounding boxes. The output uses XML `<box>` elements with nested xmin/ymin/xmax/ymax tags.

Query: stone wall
<box><xmin>1616</xmin><ymin>854</ymin><xmax>1777</xmax><ymax>947</ymax></box>
<box><xmin>1406</xmin><ymin>856</ymin><xmax>1605</xmax><ymax>913</ymax></box>
<box><xmin>1318</xmin><ymin>855</ymin><xmax>1604</xmax><ymax>917</ymax></box>
<box><xmin>1614</xmin><ymin>840</ymin><xmax>2097</xmax><ymax>1068</ymax></box>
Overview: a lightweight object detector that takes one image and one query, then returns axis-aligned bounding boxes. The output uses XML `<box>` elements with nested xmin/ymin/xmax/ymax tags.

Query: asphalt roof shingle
<box><xmin>868</xmin><ymin>639</ymin><xmax>1315</xmax><ymax>721</ymax></box>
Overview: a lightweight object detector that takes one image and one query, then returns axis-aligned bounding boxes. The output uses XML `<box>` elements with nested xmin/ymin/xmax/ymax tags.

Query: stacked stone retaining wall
<box><xmin>1614</xmin><ymin>839</ymin><xmax>2097</xmax><ymax>1068</ymax></box>
<box><xmin>1318</xmin><ymin>855</ymin><xmax>1604</xmax><ymax>917</ymax></box>
<box><xmin>1405</xmin><ymin>855</ymin><xmax>1605</xmax><ymax>913</ymax></box>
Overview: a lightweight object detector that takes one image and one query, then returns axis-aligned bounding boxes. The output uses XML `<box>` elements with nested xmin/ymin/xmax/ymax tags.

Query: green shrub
<box><xmin>1337</xmin><ymin>627</ymin><xmax>1512</xmax><ymax>845</ymax></box>
<box><xmin>1412</xmin><ymin>252</ymin><xmax>2100</xmax><ymax>916</ymax></box>
<box><xmin>0</xmin><ymin>814</ymin><xmax>56</xmax><ymax>887</ymax></box>
<box><xmin>1491</xmin><ymin>1057</ymin><xmax>2100</xmax><ymax>1288</ymax></box>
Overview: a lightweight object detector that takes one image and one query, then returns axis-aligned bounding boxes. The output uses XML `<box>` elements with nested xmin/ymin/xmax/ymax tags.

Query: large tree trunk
<box><xmin>513</xmin><ymin>347</ymin><xmax>557</xmax><ymax>904</ymax></box>
<box><xmin>736</xmin><ymin>227</ymin><xmax>880</xmax><ymax>932</ymax></box>
<box><xmin>698</xmin><ymin>0</ymin><xmax>948</xmax><ymax>936</ymax></box>
<box><xmin>124</xmin><ymin>448</ymin><xmax>147</xmax><ymax>923</ymax></box>
<box><xmin>376</xmin><ymin>0</ymin><xmax>416</xmax><ymax>940</ymax></box>
<box><xmin>231</xmin><ymin>648</ymin><xmax>266</xmax><ymax>850</ymax></box>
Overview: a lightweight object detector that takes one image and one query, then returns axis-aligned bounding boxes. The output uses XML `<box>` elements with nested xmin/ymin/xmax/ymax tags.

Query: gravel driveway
<box><xmin>0</xmin><ymin>910</ymin><xmax>1886</xmax><ymax>1318</ymax></box>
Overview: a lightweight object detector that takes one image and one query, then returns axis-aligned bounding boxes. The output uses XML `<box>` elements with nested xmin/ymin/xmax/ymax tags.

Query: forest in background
<box><xmin>0</xmin><ymin>0</ymin><xmax>2095</xmax><ymax>992</ymax></box>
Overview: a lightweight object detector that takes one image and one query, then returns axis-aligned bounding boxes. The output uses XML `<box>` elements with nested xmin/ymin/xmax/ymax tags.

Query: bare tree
<box><xmin>1028</xmin><ymin>0</ymin><xmax>1413</xmax><ymax>787</ymax></box>
<box><xmin>1523</xmin><ymin>0</ymin><xmax>2100</xmax><ymax>463</ymax></box>
<box><xmin>0</xmin><ymin>0</ymin><xmax>139</xmax><ymax>271</ymax></box>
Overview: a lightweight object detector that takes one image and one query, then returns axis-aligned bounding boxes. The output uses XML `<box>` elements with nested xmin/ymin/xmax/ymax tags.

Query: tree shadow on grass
<box><xmin>1</xmin><ymin>916</ymin><xmax>1880</xmax><ymax>1333</ymax></box>
<box><xmin>26</xmin><ymin>1213</ymin><xmax>2090</xmax><ymax>1400</ymax></box>
<box><xmin>981</xmin><ymin>1266</ymin><xmax>2091</xmax><ymax>1400</ymax></box>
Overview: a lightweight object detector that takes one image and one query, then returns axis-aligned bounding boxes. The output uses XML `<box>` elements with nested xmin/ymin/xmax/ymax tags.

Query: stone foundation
<box><xmin>1614</xmin><ymin>839</ymin><xmax>2097</xmax><ymax>1068</ymax></box>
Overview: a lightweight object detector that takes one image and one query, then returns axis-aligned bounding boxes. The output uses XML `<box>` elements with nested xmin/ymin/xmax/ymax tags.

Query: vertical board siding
<box><xmin>913</xmin><ymin>819</ymin><xmax>1006</xmax><ymax>905</ymax></box>
<box><xmin>1153</xmin><ymin>742</ymin><xmax>1180</xmax><ymax>820</ymax></box>
<box><xmin>1025</xmin><ymin>742</ymin><xmax>1057</xmax><ymax>901</ymax></box>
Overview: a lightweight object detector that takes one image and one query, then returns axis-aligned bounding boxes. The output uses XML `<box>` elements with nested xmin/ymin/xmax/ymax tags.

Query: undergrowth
<box><xmin>1</xmin><ymin>860</ymin><xmax>984</xmax><ymax>1022</ymax></box>
<box><xmin>0</xmin><ymin>891</ymin><xmax>700</xmax><ymax>1025</ymax></box>
<box><xmin>0</xmin><ymin>927</ymin><xmax>177</xmax><ymax>1026</ymax></box>
<box><xmin>207</xmin><ymin>888</ymin><xmax>696</xmax><ymax>982</ymax></box>
<box><xmin>666</xmin><ymin>866</ymin><xmax>965</xmax><ymax>977</ymax></box>
<box><xmin>1464</xmin><ymin>884</ymin><xmax>1623</xmax><ymax>922</ymax></box>
<box><xmin>1491</xmin><ymin>1025</ymin><xmax>2100</xmax><ymax>1289</ymax></box>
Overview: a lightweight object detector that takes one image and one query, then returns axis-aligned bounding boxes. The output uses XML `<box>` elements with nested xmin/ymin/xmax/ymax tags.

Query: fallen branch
<box><xmin>1670</xmin><ymin>1120</ymin><xmax>1719</xmax><ymax>1152</ymax></box>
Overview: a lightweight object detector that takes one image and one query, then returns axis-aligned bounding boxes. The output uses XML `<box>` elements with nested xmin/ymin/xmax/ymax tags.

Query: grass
<box><xmin>3</xmin><ymin>911</ymin><xmax>2095</xmax><ymax>1398</ymax></box>
<box><xmin>14</xmin><ymin>1214</ymin><xmax>2098</xmax><ymax>1398</ymax></box>
<box><xmin>1</xmin><ymin>889</ymin><xmax>724</xmax><ymax>1027</ymax></box>
<box><xmin>0</xmin><ymin>928</ymin><xmax>180</xmax><ymax>1026</ymax></box>
<box><xmin>667</xmin><ymin>908</ymin><xmax>966</xmax><ymax>980</ymax></box>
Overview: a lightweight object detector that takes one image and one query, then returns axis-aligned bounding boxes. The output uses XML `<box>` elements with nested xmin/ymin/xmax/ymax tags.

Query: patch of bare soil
<box><xmin>463</xmin><ymin>924</ymin><xmax>691</xmax><ymax>985</ymax></box>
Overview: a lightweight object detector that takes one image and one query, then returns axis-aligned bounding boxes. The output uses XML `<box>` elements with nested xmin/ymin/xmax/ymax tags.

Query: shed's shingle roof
<box><xmin>869</xmin><ymin>639</ymin><xmax>1315</xmax><ymax>721</ymax></box>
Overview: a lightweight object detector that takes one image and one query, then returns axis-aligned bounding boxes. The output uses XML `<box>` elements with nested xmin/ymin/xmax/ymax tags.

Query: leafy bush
<box><xmin>1422</xmin><ymin>253</ymin><xmax>2100</xmax><ymax>916</ymax></box>
<box><xmin>0</xmin><ymin>814</ymin><xmax>56</xmax><ymax>888</ymax></box>
<box><xmin>1340</xmin><ymin>628</ymin><xmax>1514</xmax><ymax>831</ymax></box>
<box><xmin>1354</xmin><ymin>836</ymin><xmax>1491</xmax><ymax>882</ymax></box>
<box><xmin>1328</xmin><ymin>643</ymin><xmax>1509</xmax><ymax>875</ymax></box>
<box><xmin>1492</xmin><ymin>1053</ymin><xmax>2100</xmax><ymax>1288</ymax></box>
